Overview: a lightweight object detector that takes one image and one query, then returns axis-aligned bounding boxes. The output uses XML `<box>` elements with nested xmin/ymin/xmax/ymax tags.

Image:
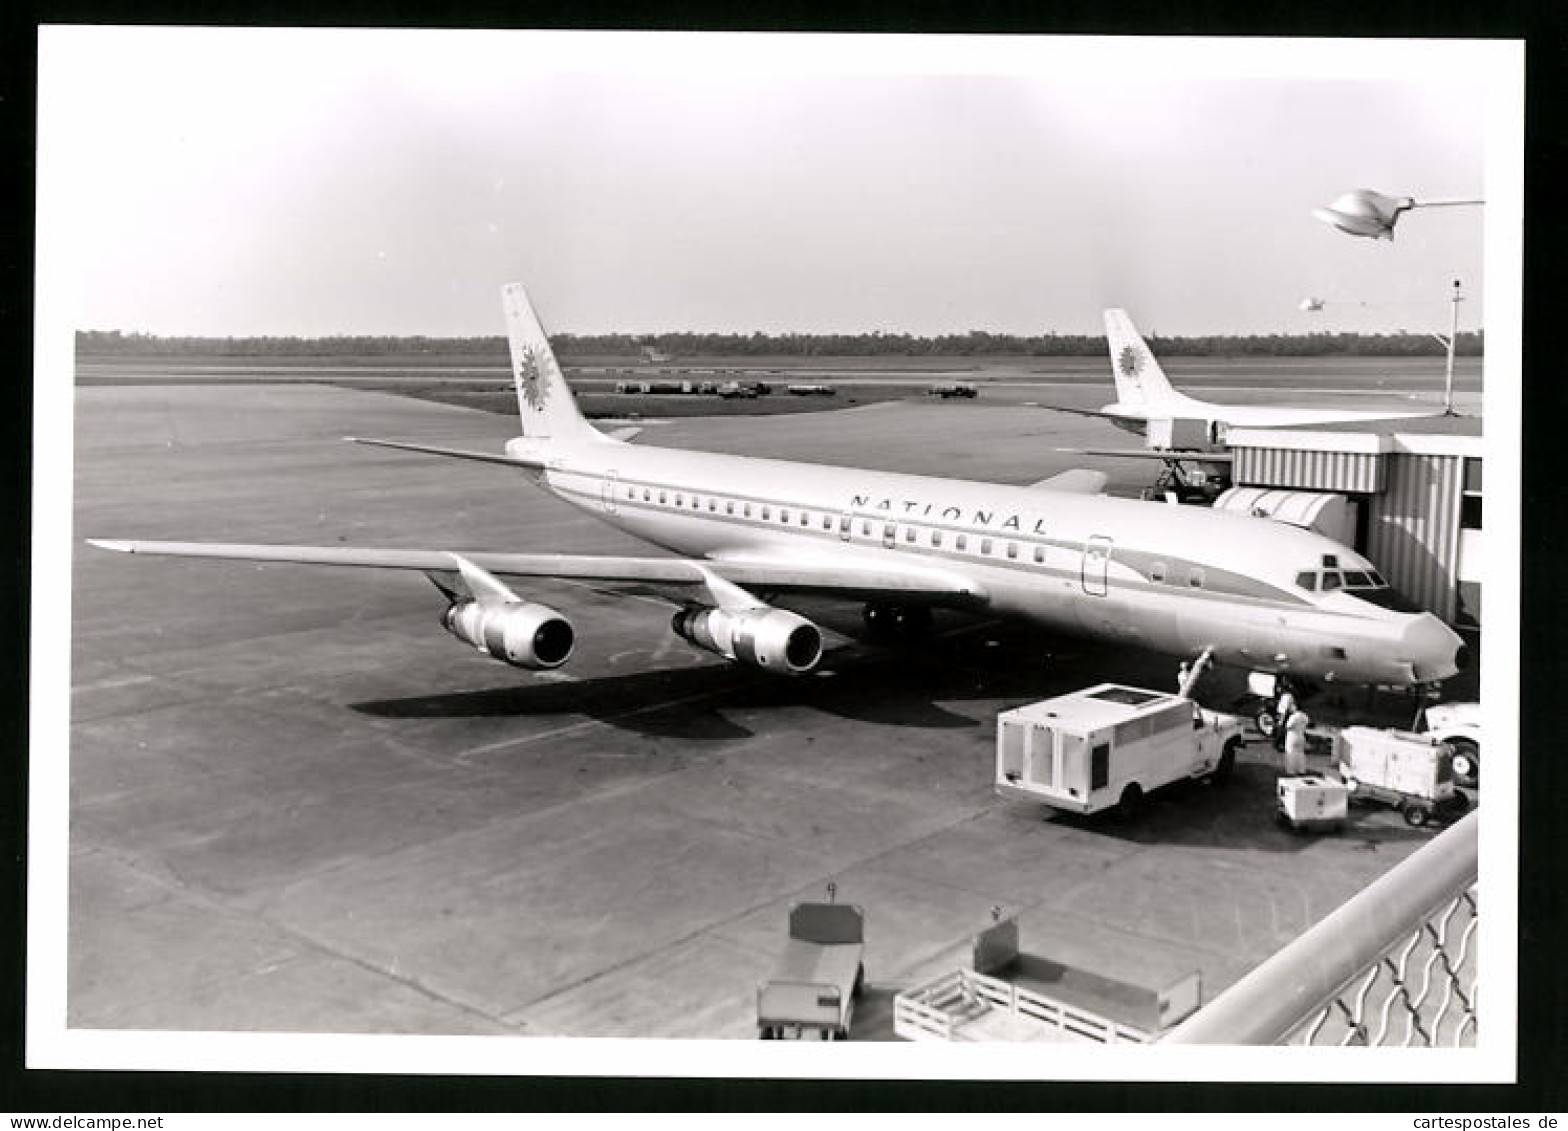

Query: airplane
<box><xmin>88</xmin><ymin>283</ymin><xmax>1469</xmax><ymax>694</ymax></box>
<box><xmin>1059</xmin><ymin>309</ymin><xmax>1443</xmax><ymax>444</ymax></box>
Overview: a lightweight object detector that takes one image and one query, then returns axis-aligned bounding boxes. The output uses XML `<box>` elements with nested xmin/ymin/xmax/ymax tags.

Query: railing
<box><xmin>1162</xmin><ymin>809</ymin><xmax>1479</xmax><ymax>1045</ymax></box>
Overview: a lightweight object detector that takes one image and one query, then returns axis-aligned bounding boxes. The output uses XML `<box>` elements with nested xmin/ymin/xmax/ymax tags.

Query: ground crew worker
<box><xmin>1282</xmin><ymin>707</ymin><xmax>1310</xmax><ymax>775</ymax></box>
<box><xmin>1273</xmin><ymin>685</ymin><xmax>1297</xmax><ymax>751</ymax></box>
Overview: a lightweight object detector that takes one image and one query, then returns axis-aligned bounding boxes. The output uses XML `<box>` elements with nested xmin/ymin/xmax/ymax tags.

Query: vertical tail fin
<box><xmin>502</xmin><ymin>283</ymin><xmax>597</xmax><ymax>442</ymax></box>
<box><xmin>1103</xmin><ymin>309</ymin><xmax>1181</xmax><ymax>411</ymax></box>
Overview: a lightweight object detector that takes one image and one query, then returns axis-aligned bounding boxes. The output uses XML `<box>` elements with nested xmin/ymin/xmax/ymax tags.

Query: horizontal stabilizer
<box><xmin>1027</xmin><ymin>469</ymin><xmax>1108</xmax><ymax>494</ymax></box>
<box><xmin>346</xmin><ymin>436</ymin><xmax>546</xmax><ymax>469</ymax></box>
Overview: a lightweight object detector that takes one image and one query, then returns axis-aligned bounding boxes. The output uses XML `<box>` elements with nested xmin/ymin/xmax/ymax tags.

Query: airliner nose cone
<box><xmin>1405</xmin><ymin>612</ymin><xmax>1467</xmax><ymax>683</ymax></box>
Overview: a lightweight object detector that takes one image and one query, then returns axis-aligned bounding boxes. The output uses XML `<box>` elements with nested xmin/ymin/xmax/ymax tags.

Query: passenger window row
<box><xmin>618</xmin><ymin>480</ymin><xmax>1057</xmax><ymax>564</ymax></box>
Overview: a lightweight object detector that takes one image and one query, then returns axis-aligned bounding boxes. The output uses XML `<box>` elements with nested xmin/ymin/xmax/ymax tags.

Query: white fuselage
<box><xmin>509</xmin><ymin>434</ymin><xmax>1466</xmax><ymax>686</ymax></box>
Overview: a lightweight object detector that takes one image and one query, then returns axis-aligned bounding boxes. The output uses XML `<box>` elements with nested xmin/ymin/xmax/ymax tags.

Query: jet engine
<box><xmin>443</xmin><ymin>599</ymin><xmax>575</xmax><ymax>670</ymax></box>
<box><xmin>670</xmin><ymin>605</ymin><xmax>823</xmax><ymax>674</ymax></box>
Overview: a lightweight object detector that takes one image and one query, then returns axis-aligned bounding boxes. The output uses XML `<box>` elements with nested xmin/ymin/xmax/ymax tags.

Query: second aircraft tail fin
<box><xmin>502</xmin><ymin>283</ymin><xmax>599</xmax><ymax>443</ymax></box>
<box><xmin>1103</xmin><ymin>309</ymin><xmax>1182</xmax><ymax>412</ymax></box>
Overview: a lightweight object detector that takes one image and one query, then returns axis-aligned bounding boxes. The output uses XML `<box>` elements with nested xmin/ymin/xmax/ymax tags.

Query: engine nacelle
<box><xmin>443</xmin><ymin>599</ymin><xmax>575</xmax><ymax>670</ymax></box>
<box><xmin>671</xmin><ymin>605</ymin><xmax>823</xmax><ymax>674</ymax></box>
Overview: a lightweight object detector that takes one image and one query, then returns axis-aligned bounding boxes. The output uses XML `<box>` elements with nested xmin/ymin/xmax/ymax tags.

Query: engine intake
<box><xmin>671</xmin><ymin>605</ymin><xmax>822</xmax><ymax>674</ymax></box>
<box><xmin>443</xmin><ymin>599</ymin><xmax>575</xmax><ymax>670</ymax></box>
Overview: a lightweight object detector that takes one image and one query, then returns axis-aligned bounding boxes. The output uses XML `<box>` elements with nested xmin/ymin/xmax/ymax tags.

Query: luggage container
<box><xmin>1337</xmin><ymin>726</ymin><xmax>1470</xmax><ymax>827</ymax></box>
<box><xmin>1276</xmin><ymin>773</ymin><xmax>1349</xmax><ymax>832</ymax></box>
<box><xmin>996</xmin><ymin>684</ymin><xmax>1244</xmax><ymax>818</ymax></box>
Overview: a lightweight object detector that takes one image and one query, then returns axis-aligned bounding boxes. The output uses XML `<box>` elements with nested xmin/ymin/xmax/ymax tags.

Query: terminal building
<box><xmin>1212</xmin><ymin>416</ymin><xmax>1483</xmax><ymax>628</ymax></box>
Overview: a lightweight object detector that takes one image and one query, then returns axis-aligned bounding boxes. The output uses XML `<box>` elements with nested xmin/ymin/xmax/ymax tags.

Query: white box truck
<box><xmin>996</xmin><ymin>684</ymin><xmax>1244</xmax><ymax>818</ymax></box>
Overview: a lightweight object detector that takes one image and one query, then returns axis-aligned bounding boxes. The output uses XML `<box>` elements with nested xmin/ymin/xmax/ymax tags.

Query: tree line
<box><xmin>75</xmin><ymin>327</ymin><xmax>1485</xmax><ymax>359</ymax></box>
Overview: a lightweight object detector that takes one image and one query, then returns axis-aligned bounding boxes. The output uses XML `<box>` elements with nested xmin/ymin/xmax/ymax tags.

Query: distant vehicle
<box><xmin>996</xmin><ymin>683</ymin><xmax>1244</xmax><ymax>819</ymax></box>
<box><xmin>638</xmin><ymin>343</ymin><xmax>675</xmax><ymax>365</ymax></box>
<box><xmin>928</xmin><ymin>382</ymin><xmax>977</xmax><ymax>399</ymax></box>
<box><xmin>1420</xmin><ymin>701</ymin><xmax>1480</xmax><ymax>787</ymax></box>
<box><xmin>716</xmin><ymin>380</ymin><xmax>758</xmax><ymax>399</ymax></box>
<box><xmin>787</xmin><ymin>384</ymin><xmax>836</xmax><ymax>396</ymax></box>
<box><xmin>614</xmin><ymin>380</ymin><xmax>650</xmax><ymax>394</ymax></box>
<box><xmin>1043</xmin><ymin>309</ymin><xmax>1442</xmax><ymax>444</ymax></box>
<box><xmin>1337</xmin><ymin>726</ymin><xmax>1470</xmax><ymax>827</ymax></box>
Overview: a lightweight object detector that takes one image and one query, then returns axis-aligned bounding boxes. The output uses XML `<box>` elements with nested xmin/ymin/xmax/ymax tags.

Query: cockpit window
<box><xmin>1368</xmin><ymin>570</ymin><xmax>1388</xmax><ymax>587</ymax></box>
<box><xmin>1321</xmin><ymin>571</ymin><xmax>1343</xmax><ymax>591</ymax></box>
<box><xmin>1295</xmin><ymin>571</ymin><xmax>1318</xmax><ymax>591</ymax></box>
<box><xmin>1344</xmin><ymin>570</ymin><xmax>1373</xmax><ymax>588</ymax></box>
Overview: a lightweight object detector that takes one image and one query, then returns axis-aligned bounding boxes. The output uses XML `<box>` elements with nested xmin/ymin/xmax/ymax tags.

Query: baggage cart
<box><xmin>1276</xmin><ymin>773</ymin><xmax>1349</xmax><ymax>832</ymax></box>
<box><xmin>894</xmin><ymin>916</ymin><xmax>1200</xmax><ymax>1043</ymax></box>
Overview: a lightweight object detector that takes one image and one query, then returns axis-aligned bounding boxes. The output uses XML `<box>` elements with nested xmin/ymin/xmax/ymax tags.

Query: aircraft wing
<box><xmin>87</xmin><ymin>540</ymin><xmax>988</xmax><ymax>606</ymax></box>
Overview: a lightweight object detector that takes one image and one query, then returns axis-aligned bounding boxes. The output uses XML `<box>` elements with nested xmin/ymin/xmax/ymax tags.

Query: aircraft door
<box><xmin>601</xmin><ymin>471</ymin><xmax>619</xmax><ymax>515</ymax></box>
<box><xmin>1081</xmin><ymin>535</ymin><xmax>1112</xmax><ymax>597</ymax></box>
<box><xmin>839</xmin><ymin>512</ymin><xmax>853</xmax><ymax>542</ymax></box>
<box><xmin>882</xmin><ymin>521</ymin><xmax>897</xmax><ymax>549</ymax></box>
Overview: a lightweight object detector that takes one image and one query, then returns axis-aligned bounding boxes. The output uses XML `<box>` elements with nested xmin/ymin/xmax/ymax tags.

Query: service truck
<box><xmin>996</xmin><ymin>683</ymin><xmax>1244</xmax><ymax>818</ymax></box>
<box><xmin>756</xmin><ymin>901</ymin><xmax>866</xmax><ymax>1040</ymax></box>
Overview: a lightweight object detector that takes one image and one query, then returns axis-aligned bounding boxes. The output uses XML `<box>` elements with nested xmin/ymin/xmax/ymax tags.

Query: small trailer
<box><xmin>894</xmin><ymin>916</ymin><xmax>1200</xmax><ymax>1043</ymax></box>
<box><xmin>756</xmin><ymin>901</ymin><xmax>866</xmax><ymax>1040</ymax></box>
<box><xmin>1337</xmin><ymin>726</ymin><xmax>1470</xmax><ymax>827</ymax></box>
<box><xmin>1276</xmin><ymin>773</ymin><xmax>1349</xmax><ymax>833</ymax></box>
<box><xmin>996</xmin><ymin>683</ymin><xmax>1244</xmax><ymax>818</ymax></box>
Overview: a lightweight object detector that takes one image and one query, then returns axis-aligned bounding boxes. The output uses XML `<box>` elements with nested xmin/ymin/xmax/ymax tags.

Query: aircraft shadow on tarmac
<box><xmin>349</xmin><ymin>617</ymin><xmax>1124</xmax><ymax>739</ymax></box>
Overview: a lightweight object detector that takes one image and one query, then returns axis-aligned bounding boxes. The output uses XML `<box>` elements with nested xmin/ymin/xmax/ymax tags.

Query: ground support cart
<box><xmin>893</xmin><ymin>917</ymin><xmax>1200</xmax><ymax>1043</ymax></box>
<box><xmin>1337</xmin><ymin>726</ymin><xmax>1470</xmax><ymax>827</ymax></box>
<box><xmin>756</xmin><ymin>901</ymin><xmax>865</xmax><ymax>1040</ymax></box>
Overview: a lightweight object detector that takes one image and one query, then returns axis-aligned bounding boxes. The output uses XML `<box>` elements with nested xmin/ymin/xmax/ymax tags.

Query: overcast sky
<box><xmin>38</xmin><ymin>29</ymin><xmax>1511</xmax><ymax>338</ymax></box>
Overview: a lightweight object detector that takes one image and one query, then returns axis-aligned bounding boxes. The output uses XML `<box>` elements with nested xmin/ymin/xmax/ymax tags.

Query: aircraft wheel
<box><xmin>1402</xmin><ymin>802</ymin><xmax>1431</xmax><ymax>828</ymax></box>
<box><xmin>1448</xmin><ymin>739</ymin><xmax>1480</xmax><ymax>789</ymax></box>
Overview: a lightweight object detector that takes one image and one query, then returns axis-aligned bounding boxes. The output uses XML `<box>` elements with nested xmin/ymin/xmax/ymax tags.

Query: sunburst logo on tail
<box><xmin>1117</xmin><ymin>345</ymin><xmax>1142</xmax><ymax>378</ymax></box>
<box><xmin>517</xmin><ymin>344</ymin><xmax>550</xmax><ymax>411</ymax></box>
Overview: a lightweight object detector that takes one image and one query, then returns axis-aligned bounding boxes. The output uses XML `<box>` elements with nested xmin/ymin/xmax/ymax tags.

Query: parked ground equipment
<box><xmin>1337</xmin><ymin>726</ymin><xmax>1470</xmax><ymax>827</ymax></box>
<box><xmin>756</xmin><ymin>900</ymin><xmax>866</xmax><ymax>1040</ymax></box>
<box><xmin>1276</xmin><ymin>773</ymin><xmax>1349</xmax><ymax>833</ymax></box>
<box><xmin>894</xmin><ymin>915</ymin><xmax>1201</xmax><ymax>1043</ymax></box>
<box><xmin>996</xmin><ymin>683</ymin><xmax>1244</xmax><ymax>818</ymax></box>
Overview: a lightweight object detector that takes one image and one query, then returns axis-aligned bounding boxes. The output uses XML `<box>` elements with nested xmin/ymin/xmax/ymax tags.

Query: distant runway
<box><xmin>66</xmin><ymin>379</ymin><xmax>1475</xmax><ymax>1044</ymax></box>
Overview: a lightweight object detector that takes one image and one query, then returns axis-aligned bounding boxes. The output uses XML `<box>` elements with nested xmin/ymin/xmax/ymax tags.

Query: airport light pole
<box><xmin>1311</xmin><ymin>188</ymin><xmax>1483</xmax><ymax>241</ymax></box>
<box><xmin>1300</xmin><ymin>280</ymin><xmax>1465</xmax><ymax>415</ymax></box>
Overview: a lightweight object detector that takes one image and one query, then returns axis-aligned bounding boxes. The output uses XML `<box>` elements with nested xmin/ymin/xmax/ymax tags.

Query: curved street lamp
<box><xmin>1312</xmin><ymin>188</ymin><xmax>1483</xmax><ymax>241</ymax></box>
<box><xmin>1300</xmin><ymin>281</ymin><xmax>1466</xmax><ymax>416</ymax></box>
